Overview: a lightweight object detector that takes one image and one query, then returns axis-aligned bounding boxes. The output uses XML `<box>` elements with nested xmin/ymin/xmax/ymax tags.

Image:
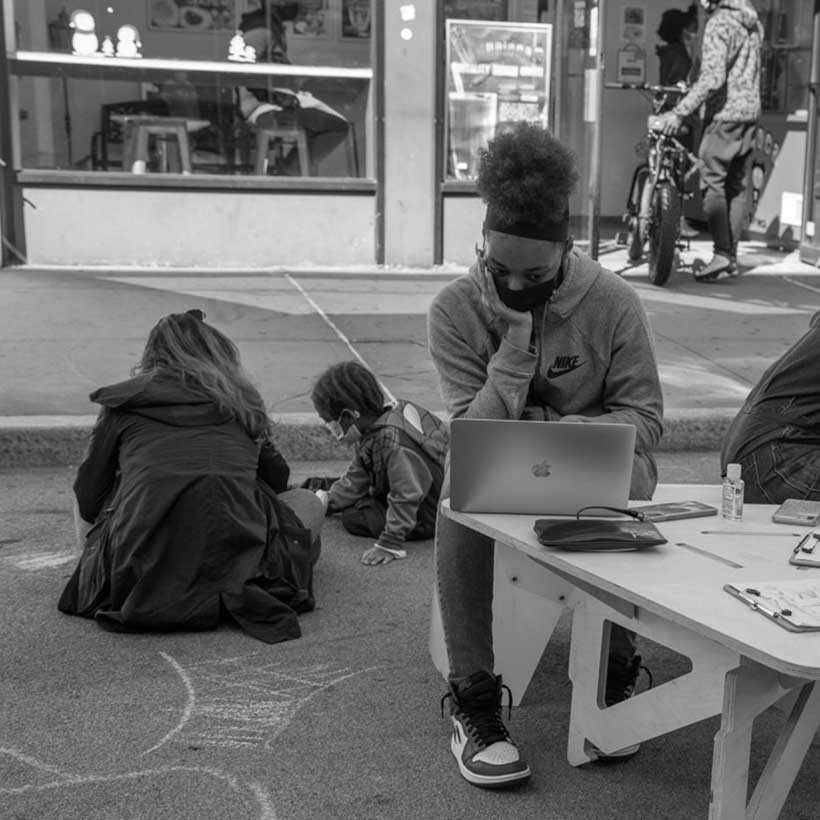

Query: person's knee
<box><xmin>279</xmin><ymin>487</ymin><xmax>325</xmax><ymax>539</ymax></box>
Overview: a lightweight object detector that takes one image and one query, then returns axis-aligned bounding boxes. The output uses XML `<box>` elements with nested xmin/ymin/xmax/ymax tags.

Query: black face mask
<box><xmin>494</xmin><ymin>275</ymin><xmax>561</xmax><ymax>312</ymax></box>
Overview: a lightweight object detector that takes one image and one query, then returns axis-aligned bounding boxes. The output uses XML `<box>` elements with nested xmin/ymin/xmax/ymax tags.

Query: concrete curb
<box><xmin>0</xmin><ymin>408</ymin><xmax>736</xmax><ymax>467</ymax></box>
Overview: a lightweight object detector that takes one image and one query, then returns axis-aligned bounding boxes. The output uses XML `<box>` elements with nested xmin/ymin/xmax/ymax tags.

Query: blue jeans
<box><xmin>436</xmin><ymin>454</ymin><xmax>657</xmax><ymax>682</ymax></box>
<box><xmin>735</xmin><ymin>440</ymin><xmax>820</xmax><ymax>505</ymax></box>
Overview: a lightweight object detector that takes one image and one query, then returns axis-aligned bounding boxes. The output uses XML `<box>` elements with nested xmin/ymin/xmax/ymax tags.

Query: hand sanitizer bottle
<box><xmin>722</xmin><ymin>463</ymin><xmax>744</xmax><ymax>521</ymax></box>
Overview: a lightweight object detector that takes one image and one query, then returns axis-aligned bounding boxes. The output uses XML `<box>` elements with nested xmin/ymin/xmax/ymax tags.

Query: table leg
<box><xmin>566</xmin><ymin>596</ymin><xmax>740</xmax><ymax>765</ymax></box>
<box><xmin>710</xmin><ymin>664</ymin><xmax>820</xmax><ymax>820</ymax></box>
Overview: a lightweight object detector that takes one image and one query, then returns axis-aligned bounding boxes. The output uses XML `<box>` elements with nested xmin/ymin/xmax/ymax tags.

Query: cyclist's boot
<box><xmin>694</xmin><ymin>253</ymin><xmax>738</xmax><ymax>283</ymax></box>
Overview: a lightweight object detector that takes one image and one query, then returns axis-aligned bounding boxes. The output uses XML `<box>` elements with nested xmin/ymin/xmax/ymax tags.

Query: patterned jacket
<box><xmin>326</xmin><ymin>401</ymin><xmax>449</xmax><ymax>548</ymax></box>
<box><xmin>673</xmin><ymin>0</ymin><xmax>763</xmax><ymax>124</ymax></box>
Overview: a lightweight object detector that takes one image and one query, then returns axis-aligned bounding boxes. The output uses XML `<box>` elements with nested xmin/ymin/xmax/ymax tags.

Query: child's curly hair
<box><xmin>477</xmin><ymin>122</ymin><xmax>579</xmax><ymax>227</ymax></box>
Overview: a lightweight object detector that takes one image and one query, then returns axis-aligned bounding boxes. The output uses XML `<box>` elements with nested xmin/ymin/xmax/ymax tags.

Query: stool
<box><xmin>123</xmin><ymin>117</ymin><xmax>192</xmax><ymax>174</ymax></box>
<box><xmin>254</xmin><ymin>126</ymin><xmax>310</xmax><ymax>176</ymax></box>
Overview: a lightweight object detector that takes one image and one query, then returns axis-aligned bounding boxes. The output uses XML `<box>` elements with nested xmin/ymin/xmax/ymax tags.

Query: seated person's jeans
<box><xmin>436</xmin><ymin>458</ymin><xmax>656</xmax><ymax>682</ymax></box>
<box><xmin>736</xmin><ymin>442</ymin><xmax>820</xmax><ymax>505</ymax></box>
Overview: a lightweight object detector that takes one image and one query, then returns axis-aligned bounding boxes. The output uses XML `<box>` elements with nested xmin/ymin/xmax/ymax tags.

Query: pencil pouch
<box><xmin>534</xmin><ymin>506</ymin><xmax>667</xmax><ymax>552</ymax></box>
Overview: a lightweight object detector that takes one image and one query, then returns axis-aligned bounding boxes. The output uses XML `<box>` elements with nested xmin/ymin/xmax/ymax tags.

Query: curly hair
<box><xmin>311</xmin><ymin>361</ymin><xmax>387</xmax><ymax>421</ymax></box>
<box><xmin>476</xmin><ymin>122</ymin><xmax>579</xmax><ymax>227</ymax></box>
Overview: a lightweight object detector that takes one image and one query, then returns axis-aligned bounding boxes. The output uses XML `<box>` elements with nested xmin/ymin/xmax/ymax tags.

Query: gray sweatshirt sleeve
<box><xmin>428</xmin><ymin>297</ymin><xmax>537</xmax><ymax>420</ymax></box>
<box><xmin>594</xmin><ymin>302</ymin><xmax>664</xmax><ymax>453</ymax></box>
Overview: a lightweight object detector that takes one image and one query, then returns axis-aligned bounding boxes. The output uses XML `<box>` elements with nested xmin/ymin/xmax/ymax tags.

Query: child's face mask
<box><xmin>325</xmin><ymin>409</ymin><xmax>360</xmax><ymax>442</ymax></box>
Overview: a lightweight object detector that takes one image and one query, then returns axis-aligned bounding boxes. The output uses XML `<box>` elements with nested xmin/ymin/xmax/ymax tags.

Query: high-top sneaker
<box><xmin>441</xmin><ymin>671</ymin><xmax>531</xmax><ymax>788</ymax></box>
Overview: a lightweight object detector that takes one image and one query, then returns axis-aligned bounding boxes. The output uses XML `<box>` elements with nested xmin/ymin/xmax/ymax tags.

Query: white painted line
<box><xmin>783</xmin><ymin>276</ymin><xmax>820</xmax><ymax>296</ymax></box>
<box><xmin>284</xmin><ymin>274</ymin><xmax>397</xmax><ymax>404</ymax></box>
<box><xmin>631</xmin><ymin>282</ymin><xmax>813</xmax><ymax>315</ymax></box>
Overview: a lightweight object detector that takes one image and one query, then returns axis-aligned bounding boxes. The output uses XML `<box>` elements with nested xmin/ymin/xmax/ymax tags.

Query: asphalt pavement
<box><xmin>2</xmin><ymin>238</ymin><xmax>820</xmax><ymax>467</ymax></box>
<box><xmin>3</xmin><ymin>244</ymin><xmax>820</xmax><ymax>819</ymax></box>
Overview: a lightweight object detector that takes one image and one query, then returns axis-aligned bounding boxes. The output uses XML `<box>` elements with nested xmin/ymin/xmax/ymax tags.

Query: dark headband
<box><xmin>484</xmin><ymin>204</ymin><xmax>570</xmax><ymax>241</ymax></box>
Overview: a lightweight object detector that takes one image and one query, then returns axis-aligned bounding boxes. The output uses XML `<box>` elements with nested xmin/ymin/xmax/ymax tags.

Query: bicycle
<box><xmin>607</xmin><ymin>82</ymin><xmax>701</xmax><ymax>287</ymax></box>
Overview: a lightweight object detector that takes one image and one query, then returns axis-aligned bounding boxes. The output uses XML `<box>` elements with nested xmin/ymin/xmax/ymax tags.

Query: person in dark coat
<box><xmin>59</xmin><ymin>309</ymin><xmax>324</xmax><ymax>644</ymax></box>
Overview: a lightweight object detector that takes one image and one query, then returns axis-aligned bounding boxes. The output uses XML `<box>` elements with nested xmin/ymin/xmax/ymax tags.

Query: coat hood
<box><xmin>715</xmin><ymin>0</ymin><xmax>762</xmax><ymax>32</ymax></box>
<box><xmin>370</xmin><ymin>400</ymin><xmax>449</xmax><ymax>466</ymax></box>
<box><xmin>90</xmin><ymin>374</ymin><xmax>234</xmax><ymax>426</ymax></box>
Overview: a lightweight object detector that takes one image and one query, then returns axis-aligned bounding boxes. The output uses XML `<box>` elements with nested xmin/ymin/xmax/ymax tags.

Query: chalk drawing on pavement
<box><xmin>2</xmin><ymin>550</ymin><xmax>75</xmax><ymax>570</ymax></box>
<box><xmin>143</xmin><ymin>651</ymin><xmax>377</xmax><ymax>755</ymax></box>
<box><xmin>0</xmin><ymin>747</ymin><xmax>278</xmax><ymax>820</ymax></box>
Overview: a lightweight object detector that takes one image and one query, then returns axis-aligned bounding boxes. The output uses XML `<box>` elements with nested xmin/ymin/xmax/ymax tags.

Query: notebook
<box><xmin>449</xmin><ymin>418</ymin><xmax>636</xmax><ymax>516</ymax></box>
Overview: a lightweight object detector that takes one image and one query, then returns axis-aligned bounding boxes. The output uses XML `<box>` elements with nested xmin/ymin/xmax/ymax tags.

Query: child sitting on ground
<box><xmin>309</xmin><ymin>361</ymin><xmax>448</xmax><ymax>566</ymax></box>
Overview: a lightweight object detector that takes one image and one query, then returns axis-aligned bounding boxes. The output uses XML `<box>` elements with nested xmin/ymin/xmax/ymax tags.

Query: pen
<box><xmin>793</xmin><ymin>532</ymin><xmax>820</xmax><ymax>554</ymax></box>
<box><xmin>701</xmin><ymin>530</ymin><xmax>803</xmax><ymax>536</ymax></box>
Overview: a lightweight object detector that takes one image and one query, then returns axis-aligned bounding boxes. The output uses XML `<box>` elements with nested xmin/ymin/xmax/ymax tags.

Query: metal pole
<box><xmin>587</xmin><ymin>0</ymin><xmax>606</xmax><ymax>259</ymax></box>
<box><xmin>800</xmin><ymin>0</ymin><xmax>820</xmax><ymax>249</ymax></box>
<box><xmin>552</xmin><ymin>0</ymin><xmax>565</xmax><ymax>140</ymax></box>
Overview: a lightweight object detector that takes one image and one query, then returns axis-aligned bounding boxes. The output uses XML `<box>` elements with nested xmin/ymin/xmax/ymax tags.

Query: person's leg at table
<box><xmin>436</xmin><ymin>500</ymin><xmax>532</xmax><ymax>788</ymax></box>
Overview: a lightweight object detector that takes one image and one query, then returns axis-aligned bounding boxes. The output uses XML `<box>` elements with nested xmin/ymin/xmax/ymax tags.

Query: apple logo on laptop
<box><xmin>532</xmin><ymin>460</ymin><xmax>552</xmax><ymax>478</ymax></box>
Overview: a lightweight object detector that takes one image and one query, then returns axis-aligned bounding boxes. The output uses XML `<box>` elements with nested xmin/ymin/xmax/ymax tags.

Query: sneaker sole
<box><xmin>587</xmin><ymin>740</ymin><xmax>641</xmax><ymax>763</ymax></box>
<box><xmin>450</xmin><ymin>736</ymin><xmax>532</xmax><ymax>788</ymax></box>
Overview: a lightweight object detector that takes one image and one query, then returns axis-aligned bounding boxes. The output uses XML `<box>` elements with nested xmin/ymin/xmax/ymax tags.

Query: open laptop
<box><xmin>449</xmin><ymin>418</ymin><xmax>636</xmax><ymax>516</ymax></box>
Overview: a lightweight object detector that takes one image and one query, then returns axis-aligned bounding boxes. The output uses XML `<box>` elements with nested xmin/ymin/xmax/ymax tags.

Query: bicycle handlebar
<box><xmin>604</xmin><ymin>82</ymin><xmax>688</xmax><ymax>94</ymax></box>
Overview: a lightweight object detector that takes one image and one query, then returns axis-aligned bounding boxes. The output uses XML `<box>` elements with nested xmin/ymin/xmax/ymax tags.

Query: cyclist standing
<box><xmin>655</xmin><ymin>0</ymin><xmax>763</xmax><ymax>283</ymax></box>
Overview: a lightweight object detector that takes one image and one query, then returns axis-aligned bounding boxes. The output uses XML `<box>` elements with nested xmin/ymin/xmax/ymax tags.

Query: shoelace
<box><xmin>440</xmin><ymin>684</ymin><xmax>514</xmax><ymax>748</ymax></box>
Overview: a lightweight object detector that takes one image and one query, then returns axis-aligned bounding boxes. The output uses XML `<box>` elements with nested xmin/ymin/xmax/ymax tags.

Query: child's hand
<box><xmin>361</xmin><ymin>543</ymin><xmax>407</xmax><ymax>566</ymax></box>
<box><xmin>314</xmin><ymin>489</ymin><xmax>330</xmax><ymax>513</ymax></box>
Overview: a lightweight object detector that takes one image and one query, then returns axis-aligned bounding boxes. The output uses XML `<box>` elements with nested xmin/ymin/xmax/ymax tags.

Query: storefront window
<box><xmin>9</xmin><ymin>0</ymin><xmax>372</xmax><ymax>178</ymax></box>
<box><xmin>443</xmin><ymin>3</ymin><xmax>551</xmax><ymax>181</ymax></box>
<box><xmin>755</xmin><ymin>0</ymin><xmax>812</xmax><ymax>114</ymax></box>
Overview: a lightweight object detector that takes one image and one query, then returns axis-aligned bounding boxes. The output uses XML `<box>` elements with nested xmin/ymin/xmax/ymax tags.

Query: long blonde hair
<box><xmin>135</xmin><ymin>310</ymin><xmax>270</xmax><ymax>439</ymax></box>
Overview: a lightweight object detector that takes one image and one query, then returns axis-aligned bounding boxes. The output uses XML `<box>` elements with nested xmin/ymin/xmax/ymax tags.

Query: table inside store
<box><xmin>432</xmin><ymin>485</ymin><xmax>820</xmax><ymax>820</ymax></box>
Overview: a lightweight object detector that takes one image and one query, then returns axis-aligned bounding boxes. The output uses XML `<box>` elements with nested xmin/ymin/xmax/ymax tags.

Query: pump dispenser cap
<box><xmin>726</xmin><ymin>463</ymin><xmax>741</xmax><ymax>480</ymax></box>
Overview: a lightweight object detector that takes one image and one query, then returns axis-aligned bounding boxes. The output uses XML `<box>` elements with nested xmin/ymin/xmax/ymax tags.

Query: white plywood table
<box><xmin>429</xmin><ymin>485</ymin><xmax>820</xmax><ymax>820</ymax></box>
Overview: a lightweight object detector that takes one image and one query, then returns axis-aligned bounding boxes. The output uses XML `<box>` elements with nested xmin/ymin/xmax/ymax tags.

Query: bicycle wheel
<box><xmin>627</xmin><ymin>167</ymin><xmax>651</xmax><ymax>262</ymax></box>
<box><xmin>647</xmin><ymin>181</ymin><xmax>680</xmax><ymax>287</ymax></box>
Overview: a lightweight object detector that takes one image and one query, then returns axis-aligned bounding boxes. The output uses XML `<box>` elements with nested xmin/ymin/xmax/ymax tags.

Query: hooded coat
<box><xmin>673</xmin><ymin>0</ymin><xmax>763</xmax><ymax>125</ymax></box>
<box><xmin>58</xmin><ymin>375</ymin><xmax>316</xmax><ymax>644</ymax></box>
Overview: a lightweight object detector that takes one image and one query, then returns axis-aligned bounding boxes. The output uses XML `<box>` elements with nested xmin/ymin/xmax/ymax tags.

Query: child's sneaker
<box><xmin>441</xmin><ymin>671</ymin><xmax>531</xmax><ymax>788</ymax></box>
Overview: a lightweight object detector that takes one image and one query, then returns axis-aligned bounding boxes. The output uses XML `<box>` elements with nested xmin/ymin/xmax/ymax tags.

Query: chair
<box><xmin>254</xmin><ymin>122</ymin><xmax>310</xmax><ymax>176</ymax></box>
<box><xmin>90</xmin><ymin>99</ymin><xmax>170</xmax><ymax>171</ymax></box>
<box><xmin>123</xmin><ymin>118</ymin><xmax>193</xmax><ymax>174</ymax></box>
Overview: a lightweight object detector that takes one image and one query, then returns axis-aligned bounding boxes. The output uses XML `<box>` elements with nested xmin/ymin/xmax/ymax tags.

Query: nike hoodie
<box><xmin>673</xmin><ymin>0</ymin><xmax>763</xmax><ymax>125</ymax></box>
<box><xmin>428</xmin><ymin>249</ymin><xmax>664</xmax><ymax>499</ymax></box>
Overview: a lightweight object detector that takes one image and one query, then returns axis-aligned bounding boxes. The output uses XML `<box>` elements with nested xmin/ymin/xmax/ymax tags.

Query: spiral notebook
<box><xmin>724</xmin><ymin>579</ymin><xmax>820</xmax><ymax>632</ymax></box>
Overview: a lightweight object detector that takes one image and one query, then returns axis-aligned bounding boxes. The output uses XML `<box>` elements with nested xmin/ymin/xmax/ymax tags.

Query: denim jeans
<box><xmin>436</xmin><ymin>454</ymin><xmax>657</xmax><ymax>682</ymax></box>
<box><xmin>736</xmin><ymin>440</ymin><xmax>820</xmax><ymax>505</ymax></box>
<box><xmin>699</xmin><ymin>120</ymin><xmax>756</xmax><ymax>260</ymax></box>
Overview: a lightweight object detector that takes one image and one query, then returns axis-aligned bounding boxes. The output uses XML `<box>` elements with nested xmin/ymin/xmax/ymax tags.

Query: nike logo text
<box><xmin>547</xmin><ymin>355</ymin><xmax>583</xmax><ymax>378</ymax></box>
